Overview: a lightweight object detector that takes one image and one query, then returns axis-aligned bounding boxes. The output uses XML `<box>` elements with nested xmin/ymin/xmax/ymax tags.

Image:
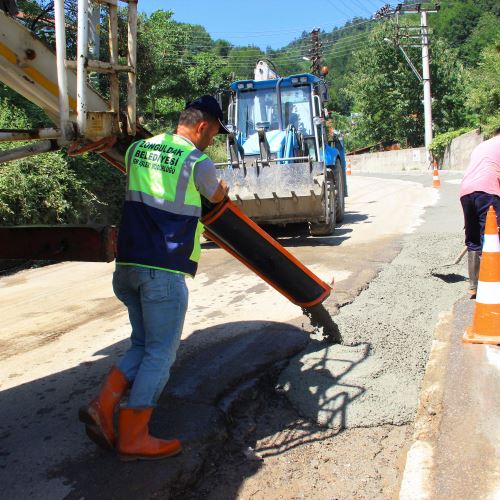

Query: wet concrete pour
<box><xmin>52</xmin><ymin>324</ymin><xmax>310</xmax><ymax>499</ymax></box>
<box><xmin>302</xmin><ymin>303</ymin><xmax>343</xmax><ymax>343</ymax></box>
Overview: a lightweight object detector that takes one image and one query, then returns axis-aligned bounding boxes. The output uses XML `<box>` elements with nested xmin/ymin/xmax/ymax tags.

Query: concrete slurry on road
<box><xmin>281</xmin><ymin>171</ymin><xmax>467</xmax><ymax>429</ymax></box>
<box><xmin>0</xmin><ymin>174</ymin><xmax>463</xmax><ymax>498</ymax></box>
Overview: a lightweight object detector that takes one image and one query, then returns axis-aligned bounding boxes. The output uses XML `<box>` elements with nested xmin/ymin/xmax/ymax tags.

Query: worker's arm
<box><xmin>194</xmin><ymin>158</ymin><xmax>229</xmax><ymax>204</ymax></box>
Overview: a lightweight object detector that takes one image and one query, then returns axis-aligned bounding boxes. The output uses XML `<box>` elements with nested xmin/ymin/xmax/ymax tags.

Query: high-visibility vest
<box><xmin>116</xmin><ymin>133</ymin><xmax>208</xmax><ymax>277</ymax></box>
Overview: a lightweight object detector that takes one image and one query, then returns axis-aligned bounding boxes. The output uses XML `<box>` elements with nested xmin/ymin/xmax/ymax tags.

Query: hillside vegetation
<box><xmin>0</xmin><ymin>0</ymin><xmax>498</xmax><ymax>225</ymax></box>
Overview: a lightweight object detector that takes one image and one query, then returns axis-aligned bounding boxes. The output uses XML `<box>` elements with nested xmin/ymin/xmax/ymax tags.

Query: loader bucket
<box><xmin>201</xmin><ymin>198</ymin><xmax>331</xmax><ymax>308</ymax></box>
<box><xmin>218</xmin><ymin>161</ymin><xmax>326</xmax><ymax>225</ymax></box>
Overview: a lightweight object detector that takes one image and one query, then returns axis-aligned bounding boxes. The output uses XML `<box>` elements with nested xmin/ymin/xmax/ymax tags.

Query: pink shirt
<box><xmin>460</xmin><ymin>135</ymin><xmax>500</xmax><ymax>198</ymax></box>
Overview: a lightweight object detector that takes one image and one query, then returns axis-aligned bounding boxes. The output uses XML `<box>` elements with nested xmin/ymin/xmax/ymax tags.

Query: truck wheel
<box><xmin>309</xmin><ymin>172</ymin><xmax>336</xmax><ymax>236</ymax></box>
<box><xmin>334</xmin><ymin>158</ymin><xmax>345</xmax><ymax>222</ymax></box>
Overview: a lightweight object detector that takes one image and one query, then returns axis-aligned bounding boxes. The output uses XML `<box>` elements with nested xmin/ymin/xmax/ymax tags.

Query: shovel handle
<box><xmin>453</xmin><ymin>247</ymin><xmax>468</xmax><ymax>265</ymax></box>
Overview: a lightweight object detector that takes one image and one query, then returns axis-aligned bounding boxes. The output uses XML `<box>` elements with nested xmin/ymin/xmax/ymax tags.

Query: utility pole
<box><xmin>420</xmin><ymin>9</ymin><xmax>433</xmax><ymax>154</ymax></box>
<box><xmin>309</xmin><ymin>28</ymin><xmax>322</xmax><ymax>76</ymax></box>
<box><xmin>377</xmin><ymin>3</ymin><xmax>440</xmax><ymax>162</ymax></box>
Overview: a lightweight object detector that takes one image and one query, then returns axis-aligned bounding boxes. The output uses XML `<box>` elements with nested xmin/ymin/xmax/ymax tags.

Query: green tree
<box><xmin>431</xmin><ymin>0</ymin><xmax>500</xmax><ymax>65</ymax></box>
<box><xmin>135</xmin><ymin>10</ymin><xmax>189</xmax><ymax>118</ymax></box>
<box><xmin>466</xmin><ymin>37</ymin><xmax>500</xmax><ymax>121</ymax></box>
<box><xmin>186</xmin><ymin>52</ymin><xmax>232</xmax><ymax>99</ymax></box>
<box><xmin>0</xmin><ymin>82</ymin><xmax>48</xmax><ymax>128</ymax></box>
<box><xmin>461</xmin><ymin>12</ymin><xmax>500</xmax><ymax>66</ymax></box>
<box><xmin>0</xmin><ymin>89</ymin><xmax>96</xmax><ymax>224</ymax></box>
<box><xmin>0</xmin><ymin>153</ymin><xmax>94</xmax><ymax>225</ymax></box>
<box><xmin>431</xmin><ymin>1</ymin><xmax>483</xmax><ymax>50</ymax></box>
<box><xmin>323</xmin><ymin>24</ymin><xmax>373</xmax><ymax>114</ymax></box>
<box><xmin>212</xmin><ymin>39</ymin><xmax>232</xmax><ymax>58</ymax></box>
<box><xmin>344</xmin><ymin>22</ymin><xmax>469</xmax><ymax>148</ymax></box>
<box><xmin>343</xmin><ymin>23</ymin><xmax>423</xmax><ymax>147</ymax></box>
<box><xmin>186</xmin><ymin>24</ymin><xmax>214</xmax><ymax>54</ymax></box>
<box><xmin>226</xmin><ymin>46</ymin><xmax>265</xmax><ymax>80</ymax></box>
<box><xmin>429</xmin><ymin>39</ymin><xmax>469</xmax><ymax>134</ymax></box>
<box><xmin>266</xmin><ymin>41</ymin><xmax>307</xmax><ymax>78</ymax></box>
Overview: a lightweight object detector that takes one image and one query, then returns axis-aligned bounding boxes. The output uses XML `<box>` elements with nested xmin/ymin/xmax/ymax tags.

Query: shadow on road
<box><xmin>2</xmin><ymin>317</ymin><xmax>370</xmax><ymax>499</ymax></box>
<box><xmin>430</xmin><ymin>271</ymin><xmax>467</xmax><ymax>284</ymax></box>
<box><xmin>275</xmin><ymin>341</ymin><xmax>369</xmax><ymax>434</ymax></box>
<box><xmin>201</xmin><ymin>211</ymin><xmax>369</xmax><ymax>251</ymax></box>
<box><xmin>183</xmin><ymin>340</ymin><xmax>371</xmax><ymax>499</ymax></box>
<box><xmin>252</xmin><ymin>341</ymin><xmax>370</xmax><ymax>457</ymax></box>
<box><xmin>0</xmin><ymin>320</ymin><xmax>305</xmax><ymax>499</ymax></box>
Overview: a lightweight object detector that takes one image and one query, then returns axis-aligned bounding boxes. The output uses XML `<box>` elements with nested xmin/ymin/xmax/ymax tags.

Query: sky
<box><xmin>138</xmin><ymin>0</ymin><xmax>390</xmax><ymax>50</ymax></box>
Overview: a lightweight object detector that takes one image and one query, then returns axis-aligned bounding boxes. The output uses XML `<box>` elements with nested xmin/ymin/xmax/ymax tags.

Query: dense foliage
<box><xmin>0</xmin><ymin>0</ymin><xmax>498</xmax><ymax>225</ymax></box>
<box><xmin>343</xmin><ymin>23</ymin><xmax>470</xmax><ymax>149</ymax></box>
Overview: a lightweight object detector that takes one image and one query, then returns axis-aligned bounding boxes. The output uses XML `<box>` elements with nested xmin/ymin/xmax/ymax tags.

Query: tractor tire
<box><xmin>334</xmin><ymin>158</ymin><xmax>345</xmax><ymax>223</ymax></box>
<box><xmin>309</xmin><ymin>171</ymin><xmax>336</xmax><ymax>236</ymax></box>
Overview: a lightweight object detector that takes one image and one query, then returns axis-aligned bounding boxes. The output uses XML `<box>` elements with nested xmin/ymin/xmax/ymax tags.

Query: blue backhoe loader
<box><xmin>217</xmin><ymin>60</ymin><xmax>347</xmax><ymax>236</ymax></box>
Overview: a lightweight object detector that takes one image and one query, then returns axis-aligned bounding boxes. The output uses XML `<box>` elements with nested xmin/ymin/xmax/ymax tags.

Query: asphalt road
<box><xmin>0</xmin><ymin>173</ymin><xmax>466</xmax><ymax>499</ymax></box>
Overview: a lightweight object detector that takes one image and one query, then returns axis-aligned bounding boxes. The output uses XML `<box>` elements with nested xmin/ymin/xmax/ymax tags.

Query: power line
<box><xmin>322</xmin><ymin>0</ymin><xmax>355</xmax><ymax>23</ymax></box>
<box><xmin>162</xmin><ymin>29</ymin><xmax>373</xmax><ymax>58</ymax></box>
<box><xmin>160</xmin><ymin>27</ymin><xmax>375</xmax><ymax>56</ymax></box>
<box><xmin>350</xmin><ymin>0</ymin><xmax>374</xmax><ymax>15</ymax></box>
<box><xmin>166</xmin><ymin>19</ymin><xmax>377</xmax><ymax>48</ymax></box>
<box><xmin>163</xmin><ymin>46</ymin><xmax>365</xmax><ymax>67</ymax></box>
<box><xmin>161</xmin><ymin>41</ymin><xmax>371</xmax><ymax>66</ymax></box>
<box><xmin>149</xmin><ymin>11</ymin><xmax>380</xmax><ymax>43</ymax></box>
<box><xmin>161</xmin><ymin>39</ymin><xmax>372</xmax><ymax>67</ymax></box>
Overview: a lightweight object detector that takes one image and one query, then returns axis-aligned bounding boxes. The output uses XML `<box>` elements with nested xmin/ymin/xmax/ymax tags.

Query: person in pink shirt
<box><xmin>460</xmin><ymin>127</ymin><xmax>500</xmax><ymax>297</ymax></box>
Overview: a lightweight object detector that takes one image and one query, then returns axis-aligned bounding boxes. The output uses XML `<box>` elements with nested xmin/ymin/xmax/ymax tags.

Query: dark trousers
<box><xmin>460</xmin><ymin>191</ymin><xmax>500</xmax><ymax>252</ymax></box>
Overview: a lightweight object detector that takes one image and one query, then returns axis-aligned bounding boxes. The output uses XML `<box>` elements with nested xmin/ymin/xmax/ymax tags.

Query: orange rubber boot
<box><xmin>117</xmin><ymin>407</ymin><xmax>182</xmax><ymax>461</ymax></box>
<box><xmin>79</xmin><ymin>366</ymin><xmax>129</xmax><ymax>450</ymax></box>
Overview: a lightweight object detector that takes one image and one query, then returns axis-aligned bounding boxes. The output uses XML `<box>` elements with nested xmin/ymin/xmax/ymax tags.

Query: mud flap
<box><xmin>201</xmin><ymin>199</ymin><xmax>331</xmax><ymax>308</ymax></box>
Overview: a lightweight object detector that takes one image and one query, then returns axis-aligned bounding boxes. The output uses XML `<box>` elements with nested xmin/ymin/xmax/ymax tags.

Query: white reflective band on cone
<box><xmin>476</xmin><ymin>281</ymin><xmax>500</xmax><ymax>304</ymax></box>
<box><xmin>482</xmin><ymin>234</ymin><xmax>500</xmax><ymax>253</ymax></box>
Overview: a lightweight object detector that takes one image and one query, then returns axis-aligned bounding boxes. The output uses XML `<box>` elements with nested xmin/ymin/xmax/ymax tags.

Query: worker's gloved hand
<box><xmin>221</xmin><ymin>181</ymin><xmax>230</xmax><ymax>200</ymax></box>
<box><xmin>209</xmin><ymin>179</ymin><xmax>229</xmax><ymax>204</ymax></box>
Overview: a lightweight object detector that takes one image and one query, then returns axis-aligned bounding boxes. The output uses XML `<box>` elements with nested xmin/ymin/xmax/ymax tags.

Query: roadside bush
<box><xmin>68</xmin><ymin>152</ymin><xmax>126</xmax><ymax>225</ymax></box>
<box><xmin>0</xmin><ymin>88</ymin><xmax>96</xmax><ymax>225</ymax></box>
<box><xmin>0</xmin><ymin>152</ymin><xmax>95</xmax><ymax>224</ymax></box>
<box><xmin>429</xmin><ymin>127</ymin><xmax>474</xmax><ymax>162</ymax></box>
<box><xmin>480</xmin><ymin>113</ymin><xmax>500</xmax><ymax>139</ymax></box>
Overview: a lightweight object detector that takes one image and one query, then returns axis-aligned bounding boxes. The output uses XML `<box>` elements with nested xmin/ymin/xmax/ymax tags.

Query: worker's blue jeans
<box><xmin>460</xmin><ymin>192</ymin><xmax>500</xmax><ymax>252</ymax></box>
<box><xmin>112</xmin><ymin>265</ymin><xmax>188</xmax><ymax>407</ymax></box>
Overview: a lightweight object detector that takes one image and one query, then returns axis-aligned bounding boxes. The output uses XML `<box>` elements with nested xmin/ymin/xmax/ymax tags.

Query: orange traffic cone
<box><xmin>347</xmin><ymin>158</ymin><xmax>352</xmax><ymax>176</ymax></box>
<box><xmin>432</xmin><ymin>161</ymin><xmax>440</xmax><ymax>189</ymax></box>
<box><xmin>463</xmin><ymin>205</ymin><xmax>500</xmax><ymax>345</ymax></box>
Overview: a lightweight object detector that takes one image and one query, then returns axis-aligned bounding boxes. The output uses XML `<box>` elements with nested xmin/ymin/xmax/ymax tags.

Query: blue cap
<box><xmin>185</xmin><ymin>95</ymin><xmax>229</xmax><ymax>134</ymax></box>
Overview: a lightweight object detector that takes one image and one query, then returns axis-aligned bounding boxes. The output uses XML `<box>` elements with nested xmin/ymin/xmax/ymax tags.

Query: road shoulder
<box><xmin>399</xmin><ymin>297</ymin><xmax>500</xmax><ymax>499</ymax></box>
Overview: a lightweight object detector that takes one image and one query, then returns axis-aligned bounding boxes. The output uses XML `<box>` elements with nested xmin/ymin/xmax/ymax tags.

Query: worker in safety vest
<box><xmin>79</xmin><ymin>95</ymin><xmax>229</xmax><ymax>461</ymax></box>
<box><xmin>460</xmin><ymin>127</ymin><xmax>500</xmax><ymax>298</ymax></box>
